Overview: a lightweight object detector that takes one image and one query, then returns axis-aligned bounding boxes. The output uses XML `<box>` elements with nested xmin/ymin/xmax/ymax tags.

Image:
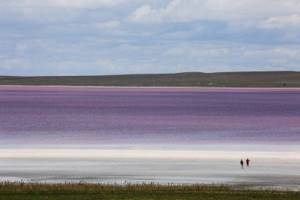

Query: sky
<box><xmin>0</xmin><ymin>0</ymin><xmax>300</xmax><ymax>76</ymax></box>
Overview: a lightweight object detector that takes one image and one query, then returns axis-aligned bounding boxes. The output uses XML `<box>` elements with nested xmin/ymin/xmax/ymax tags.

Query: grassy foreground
<box><xmin>0</xmin><ymin>183</ymin><xmax>299</xmax><ymax>200</ymax></box>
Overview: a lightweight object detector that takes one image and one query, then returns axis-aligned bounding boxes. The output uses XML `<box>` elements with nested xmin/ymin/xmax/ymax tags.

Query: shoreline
<box><xmin>0</xmin><ymin>148</ymin><xmax>299</xmax><ymax>190</ymax></box>
<box><xmin>1</xmin><ymin>84</ymin><xmax>300</xmax><ymax>90</ymax></box>
<box><xmin>1</xmin><ymin>71</ymin><xmax>300</xmax><ymax>88</ymax></box>
<box><xmin>0</xmin><ymin>148</ymin><xmax>300</xmax><ymax>160</ymax></box>
<box><xmin>1</xmin><ymin>177</ymin><xmax>300</xmax><ymax>192</ymax></box>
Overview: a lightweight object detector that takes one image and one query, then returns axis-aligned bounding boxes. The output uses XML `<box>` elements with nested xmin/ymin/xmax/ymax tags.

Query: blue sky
<box><xmin>1</xmin><ymin>0</ymin><xmax>300</xmax><ymax>75</ymax></box>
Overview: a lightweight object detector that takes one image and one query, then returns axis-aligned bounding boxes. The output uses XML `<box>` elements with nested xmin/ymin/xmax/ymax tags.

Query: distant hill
<box><xmin>0</xmin><ymin>71</ymin><xmax>300</xmax><ymax>87</ymax></box>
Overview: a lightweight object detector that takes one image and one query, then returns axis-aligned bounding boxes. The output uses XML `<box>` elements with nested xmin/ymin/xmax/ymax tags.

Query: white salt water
<box><xmin>0</xmin><ymin>145</ymin><xmax>299</xmax><ymax>191</ymax></box>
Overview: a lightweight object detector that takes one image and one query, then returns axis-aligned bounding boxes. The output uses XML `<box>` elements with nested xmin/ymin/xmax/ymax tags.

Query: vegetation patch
<box><xmin>0</xmin><ymin>183</ymin><xmax>299</xmax><ymax>200</ymax></box>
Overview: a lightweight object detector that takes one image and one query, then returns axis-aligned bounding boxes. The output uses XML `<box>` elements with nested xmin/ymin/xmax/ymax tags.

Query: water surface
<box><xmin>1</xmin><ymin>86</ymin><xmax>300</xmax><ymax>146</ymax></box>
<box><xmin>0</xmin><ymin>86</ymin><xmax>299</xmax><ymax>189</ymax></box>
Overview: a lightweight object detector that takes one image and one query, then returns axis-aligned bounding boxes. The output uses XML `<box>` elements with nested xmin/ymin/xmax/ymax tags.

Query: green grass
<box><xmin>1</xmin><ymin>71</ymin><xmax>300</xmax><ymax>87</ymax></box>
<box><xmin>0</xmin><ymin>183</ymin><xmax>299</xmax><ymax>200</ymax></box>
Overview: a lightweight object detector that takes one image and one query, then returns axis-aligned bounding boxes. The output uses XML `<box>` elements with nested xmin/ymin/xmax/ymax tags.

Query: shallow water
<box><xmin>0</xmin><ymin>154</ymin><xmax>299</xmax><ymax>191</ymax></box>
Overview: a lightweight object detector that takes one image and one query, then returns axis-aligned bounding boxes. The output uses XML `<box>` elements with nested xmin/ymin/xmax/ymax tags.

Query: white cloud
<box><xmin>96</xmin><ymin>58</ymin><xmax>119</xmax><ymax>70</ymax></box>
<box><xmin>0</xmin><ymin>58</ymin><xmax>31</xmax><ymax>70</ymax></box>
<box><xmin>1</xmin><ymin>0</ymin><xmax>300</xmax><ymax>75</ymax></box>
<box><xmin>95</xmin><ymin>20</ymin><xmax>121</xmax><ymax>29</ymax></box>
<box><xmin>164</xmin><ymin>44</ymin><xmax>230</xmax><ymax>58</ymax></box>
<box><xmin>130</xmin><ymin>0</ymin><xmax>300</xmax><ymax>24</ymax></box>
<box><xmin>3</xmin><ymin>0</ymin><xmax>126</xmax><ymax>9</ymax></box>
<box><xmin>163</xmin><ymin>43</ymin><xmax>300</xmax><ymax>71</ymax></box>
<box><xmin>0</xmin><ymin>0</ymin><xmax>128</xmax><ymax>22</ymax></box>
<box><xmin>261</xmin><ymin>14</ymin><xmax>300</xmax><ymax>29</ymax></box>
<box><xmin>130</xmin><ymin>5</ymin><xmax>162</xmax><ymax>23</ymax></box>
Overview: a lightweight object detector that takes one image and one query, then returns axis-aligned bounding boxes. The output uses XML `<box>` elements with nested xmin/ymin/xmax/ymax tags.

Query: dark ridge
<box><xmin>0</xmin><ymin>71</ymin><xmax>299</xmax><ymax>87</ymax></box>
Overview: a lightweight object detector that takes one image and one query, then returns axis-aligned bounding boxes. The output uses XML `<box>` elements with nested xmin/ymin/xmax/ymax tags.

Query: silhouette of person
<box><xmin>240</xmin><ymin>159</ymin><xmax>244</xmax><ymax>169</ymax></box>
<box><xmin>246</xmin><ymin>158</ymin><xmax>250</xmax><ymax>167</ymax></box>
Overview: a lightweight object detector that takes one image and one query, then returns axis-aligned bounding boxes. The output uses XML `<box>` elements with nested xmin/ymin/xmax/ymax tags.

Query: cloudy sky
<box><xmin>1</xmin><ymin>0</ymin><xmax>300</xmax><ymax>75</ymax></box>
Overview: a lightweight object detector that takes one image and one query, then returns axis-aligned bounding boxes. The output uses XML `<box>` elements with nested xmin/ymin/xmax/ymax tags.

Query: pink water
<box><xmin>0</xmin><ymin>86</ymin><xmax>299</xmax><ymax>147</ymax></box>
<box><xmin>1</xmin><ymin>86</ymin><xmax>300</xmax><ymax>187</ymax></box>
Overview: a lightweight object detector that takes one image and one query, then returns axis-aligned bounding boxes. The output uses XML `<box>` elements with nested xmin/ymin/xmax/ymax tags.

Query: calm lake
<box><xmin>0</xmin><ymin>86</ymin><xmax>299</xmax><ymax>189</ymax></box>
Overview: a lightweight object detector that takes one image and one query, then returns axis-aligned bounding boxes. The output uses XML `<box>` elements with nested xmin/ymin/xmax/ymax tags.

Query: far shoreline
<box><xmin>1</xmin><ymin>85</ymin><xmax>300</xmax><ymax>91</ymax></box>
<box><xmin>1</xmin><ymin>71</ymin><xmax>300</xmax><ymax>87</ymax></box>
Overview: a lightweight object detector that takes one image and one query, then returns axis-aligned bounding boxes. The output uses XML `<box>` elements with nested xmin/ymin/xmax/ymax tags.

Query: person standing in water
<box><xmin>246</xmin><ymin>158</ymin><xmax>250</xmax><ymax>167</ymax></box>
<box><xmin>240</xmin><ymin>159</ymin><xmax>244</xmax><ymax>169</ymax></box>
